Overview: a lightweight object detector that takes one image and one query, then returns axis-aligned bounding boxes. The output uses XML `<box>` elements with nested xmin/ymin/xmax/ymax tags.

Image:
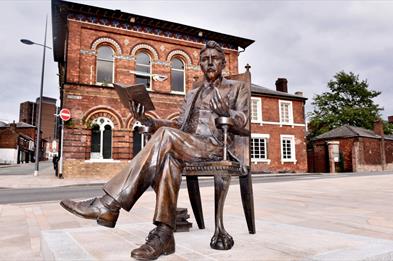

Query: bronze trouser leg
<box><xmin>152</xmin><ymin>154</ymin><xmax>182</xmax><ymax>228</ymax></box>
<box><xmin>103</xmin><ymin>127</ymin><xmax>221</xmax><ymax>228</ymax></box>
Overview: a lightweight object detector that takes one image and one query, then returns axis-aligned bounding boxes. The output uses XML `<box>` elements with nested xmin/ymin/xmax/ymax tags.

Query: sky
<box><xmin>1</xmin><ymin>0</ymin><xmax>393</xmax><ymax>123</ymax></box>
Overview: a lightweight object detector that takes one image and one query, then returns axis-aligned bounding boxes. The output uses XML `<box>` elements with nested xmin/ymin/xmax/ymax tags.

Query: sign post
<box><xmin>58</xmin><ymin>108</ymin><xmax>71</xmax><ymax>178</ymax></box>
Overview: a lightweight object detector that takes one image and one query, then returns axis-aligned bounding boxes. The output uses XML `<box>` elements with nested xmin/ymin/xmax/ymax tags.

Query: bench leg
<box><xmin>210</xmin><ymin>173</ymin><xmax>234</xmax><ymax>250</ymax></box>
<box><xmin>239</xmin><ymin>173</ymin><xmax>256</xmax><ymax>234</ymax></box>
<box><xmin>186</xmin><ymin>176</ymin><xmax>205</xmax><ymax>229</ymax></box>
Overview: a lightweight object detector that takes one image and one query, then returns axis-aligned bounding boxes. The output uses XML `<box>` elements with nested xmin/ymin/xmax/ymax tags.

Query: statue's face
<box><xmin>200</xmin><ymin>48</ymin><xmax>226</xmax><ymax>82</ymax></box>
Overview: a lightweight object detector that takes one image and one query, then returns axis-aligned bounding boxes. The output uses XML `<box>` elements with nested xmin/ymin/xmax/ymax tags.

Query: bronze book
<box><xmin>113</xmin><ymin>83</ymin><xmax>155</xmax><ymax>112</ymax></box>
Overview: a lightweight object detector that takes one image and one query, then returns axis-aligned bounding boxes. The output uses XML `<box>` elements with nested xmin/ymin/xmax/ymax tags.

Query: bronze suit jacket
<box><xmin>153</xmin><ymin>77</ymin><xmax>250</xmax><ymax>168</ymax></box>
<box><xmin>178</xmin><ymin>78</ymin><xmax>250</xmax><ymax>165</ymax></box>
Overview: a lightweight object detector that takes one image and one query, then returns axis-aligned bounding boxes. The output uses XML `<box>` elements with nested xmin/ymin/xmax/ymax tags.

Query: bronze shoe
<box><xmin>60</xmin><ymin>197</ymin><xmax>119</xmax><ymax>228</ymax></box>
<box><xmin>131</xmin><ymin>225</ymin><xmax>175</xmax><ymax>260</ymax></box>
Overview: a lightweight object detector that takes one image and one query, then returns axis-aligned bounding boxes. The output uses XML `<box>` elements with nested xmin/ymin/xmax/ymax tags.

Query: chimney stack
<box><xmin>388</xmin><ymin>115</ymin><xmax>393</xmax><ymax>124</ymax></box>
<box><xmin>275</xmin><ymin>78</ymin><xmax>288</xmax><ymax>93</ymax></box>
<box><xmin>373</xmin><ymin>119</ymin><xmax>384</xmax><ymax>137</ymax></box>
<box><xmin>10</xmin><ymin>121</ymin><xmax>16</xmax><ymax>132</ymax></box>
<box><xmin>295</xmin><ymin>91</ymin><xmax>303</xmax><ymax>97</ymax></box>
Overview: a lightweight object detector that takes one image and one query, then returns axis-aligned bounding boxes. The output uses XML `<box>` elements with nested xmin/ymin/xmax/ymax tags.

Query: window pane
<box><xmin>251</xmin><ymin>137</ymin><xmax>267</xmax><ymax>160</ymax></box>
<box><xmin>97</xmin><ymin>60</ymin><xmax>113</xmax><ymax>83</ymax></box>
<box><xmin>136</xmin><ymin>76</ymin><xmax>150</xmax><ymax>88</ymax></box>
<box><xmin>97</xmin><ymin>46</ymin><xmax>114</xmax><ymax>84</ymax></box>
<box><xmin>280</xmin><ymin>102</ymin><xmax>291</xmax><ymax>123</ymax></box>
<box><xmin>282</xmin><ymin>138</ymin><xmax>292</xmax><ymax>159</ymax></box>
<box><xmin>91</xmin><ymin>125</ymin><xmax>100</xmax><ymax>153</ymax></box>
<box><xmin>136</xmin><ymin>52</ymin><xmax>150</xmax><ymax>65</ymax></box>
<box><xmin>103</xmin><ymin>125</ymin><xmax>112</xmax><ymax>159</ymax></box>
<box><xmin>251</xmin><ymin>99</ymin><xmax>260</xmax><ymax>122</ymax></box>
<box><xmin>171</xmin><ymin>70</ymin><xmax>184</xmax><ymax>92</ymax></box>
<box><xmin>171</xmin><ymin>58</ymin><xmax>184</xmax><ymax>70</ymax></box>
<box><xmin>136</xmin><ymin>64</ymin><xmax>150</xmax><ymax>74</ymax></box>
<box><xmin>136</xmin><ymin>52</ymin><xmax>151</xmax><ymax>89</ymax></box>
<box><xmin>133</xmin><ymin>129</ymin><xmax>143</xmax><ymax>156</ymax></box>
<box><xmin>97</xmin><ymin>46</ymin><xmax>113</xmax><ymax>60</ymax></box>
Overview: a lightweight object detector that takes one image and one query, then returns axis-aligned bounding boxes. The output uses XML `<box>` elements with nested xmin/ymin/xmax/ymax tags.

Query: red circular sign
<box><xmin>59</xmin><ymin>108</ymin><xmax>71</xmax><ymax>121</ymax></box>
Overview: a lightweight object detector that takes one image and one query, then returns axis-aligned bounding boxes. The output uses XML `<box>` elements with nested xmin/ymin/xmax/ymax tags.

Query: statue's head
<box><xmin>200</xmin><ymin>40</ymin><xmax>226</xmax><ymax>82</ymax></box>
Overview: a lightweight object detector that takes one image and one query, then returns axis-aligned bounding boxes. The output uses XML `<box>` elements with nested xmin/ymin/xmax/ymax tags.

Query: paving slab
<box><xmin>2</xmin><ymin>174</ymin><xmax>393</xmax><ymax>260</ymax></box>
<box><xmin>41</xmin><ymin>216</ymin><xmax>393</xmax><ymax>261</ymax></box>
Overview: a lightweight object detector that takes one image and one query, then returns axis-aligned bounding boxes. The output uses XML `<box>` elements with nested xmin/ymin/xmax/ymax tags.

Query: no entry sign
<box><xmin>59</xmin><ymin>108</ymin><xmax>71</xmax><ymax>121</ymax></box>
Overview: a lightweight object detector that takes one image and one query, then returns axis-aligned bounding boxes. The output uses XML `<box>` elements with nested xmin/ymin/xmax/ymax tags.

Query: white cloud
<box><xmin>0</xmin><ymin>0</ymin><xmax>392</xmax><ymax>122</ymax></box>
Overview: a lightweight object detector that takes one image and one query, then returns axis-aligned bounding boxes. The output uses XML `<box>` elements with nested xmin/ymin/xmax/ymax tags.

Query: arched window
<box><xmin>171</xmin><ymin>58</ymin><xmax>185</xmax><ymax>93</ymax></box>
<box><xmin>90</xmin><ymin>117</ymin><xmax>113</xmax><ymax>160</ymax></box>
<box><xmin>96</xmin><ymin>46</ymin><xmax>114</xmax><ymax>85</ymax></box>
<box><xmin>135</xmin><ymin>52</ymin><xmax>152</xmax><ymax>90</ymax></box>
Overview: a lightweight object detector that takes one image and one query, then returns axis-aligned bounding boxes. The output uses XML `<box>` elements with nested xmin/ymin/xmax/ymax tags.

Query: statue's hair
<box><xmin>200</xmin><ymin>40</ymin><xmax>225</xmax><ymax>60</ymax></box>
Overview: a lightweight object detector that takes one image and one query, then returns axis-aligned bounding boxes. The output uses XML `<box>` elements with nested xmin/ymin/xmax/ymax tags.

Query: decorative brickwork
<box><xmin>66</xmin><ymin>14</ymin><xmax>238</xmax><ymax>51</ymax></box>
<box><xmin>166</xmin><ymin>50</ymin><xmax>193</xmax><ymax>67</ymax></box>
<box><xmin>130</xmin><ymin>43</ymin><xmax>159</xmax><ymax>60</ymax></box>
<box><xmin>83</xmin><ymin>107</ymin><xmax>124</xmax><ymax>129</ymax></box>
<box><xmin>91</xmin><ymin>37</ymin><xmax>122</xmax><ymax>55</ymax></box>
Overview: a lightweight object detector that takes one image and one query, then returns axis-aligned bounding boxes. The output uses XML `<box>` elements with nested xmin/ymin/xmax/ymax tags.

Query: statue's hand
<box><xmin>131</xmin><ymin>101</ymin><xmax>155</xmax><ymax>127</ymax></box>
<box><xmin>210</xmin><ymin>88</ymin><xmax>230</xmax><ymax>117</ymax></box>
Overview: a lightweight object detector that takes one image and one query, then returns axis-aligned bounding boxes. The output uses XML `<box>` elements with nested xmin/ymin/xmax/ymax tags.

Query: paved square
<box><xmin>2</xmin><ymin>174</ymin><xmax>393</xmax><ymax>260</ymax></box>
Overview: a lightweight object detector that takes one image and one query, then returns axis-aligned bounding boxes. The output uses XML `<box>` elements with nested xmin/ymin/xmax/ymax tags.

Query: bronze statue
<box><xmin>60</xmin><ymin>40</ymin><xmax>249</xmax><ymax>260</ymax></box>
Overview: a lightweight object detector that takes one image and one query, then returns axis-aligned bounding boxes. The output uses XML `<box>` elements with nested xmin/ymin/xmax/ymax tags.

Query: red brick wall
<box><xmin>16</xmin><ymin>128</ymin><xmax>36</xmax><ymax>141</ymax></box>
<box><xmin>250</xmin><ymin>97</ymin><xmax>307</xmax><ymax>173</ymax></box>
<box><xmin>311</xmin><ymin>141</ymin><xmax>328</xmax><ymax>173</ymax></box>
<box><xmin>310</xmin><ymin>138</ymin><xmax>354</xmax><ymax>173</ymax></box>
<box><xmin>359</xmin><ymin>138</ymin><xmax>382</xmax><ymax>165</ymax></box>
<box><xmin>0</xmin><ymin>129</ymin><xmax>18</xmax><ymax>148</ymax></box>
<box><xmin>61</xmin><ymin>18</ymin><xmax>240</xmax><ymax>177</ymax></box>
<box><xmin>310</xmin><ymin>137</ymin><xmax>393</xmax><ymax>173</ymax></box>
<box><xmin>386</xmin><ymin>139</ymin><xmax>393</xmax><ymax>164</ymax></box>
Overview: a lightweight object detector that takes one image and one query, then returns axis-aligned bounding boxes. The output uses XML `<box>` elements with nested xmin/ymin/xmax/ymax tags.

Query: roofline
<box><xmin>251</xmin><ymin>91</ymin><xmax>308</xmax><ymax>101</ymax></box>
<box><xmin>52</xmin><ymin>0</ymin><xmax>254</xmax><ymax>62</ymax></box>
<box><xmin>251</xmin><ymin>84</ymin><xmax>307</xmax><ymax>101</ymax></box>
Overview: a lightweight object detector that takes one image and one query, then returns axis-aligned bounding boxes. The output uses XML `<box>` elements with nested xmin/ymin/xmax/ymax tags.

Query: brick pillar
<box><xmin>374</xmin><ymin>119</ymin><xmax>386</xmax><ymax>170</ymax></box>
<box><xmin>327</xmin><ymin>141</ymin><xmax>339</xmax><ymax>174</ymax></box>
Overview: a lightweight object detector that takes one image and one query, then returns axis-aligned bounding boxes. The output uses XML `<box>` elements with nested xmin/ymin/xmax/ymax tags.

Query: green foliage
<box><xmin>308</xmin><ymin>71</ymin><xmax>382</xmax><ymax>138</ymax></box>
<box><xmin>384</xmin><ymin>121</ymin><xmax>393</xmax><ymax>135</ymax></box>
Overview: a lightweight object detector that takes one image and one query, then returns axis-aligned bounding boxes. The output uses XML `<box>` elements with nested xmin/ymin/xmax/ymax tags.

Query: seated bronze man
<box><xmin>60</xmin><ymin>40</ymin><xmax>249</xmax><ymax>260</ymax></box>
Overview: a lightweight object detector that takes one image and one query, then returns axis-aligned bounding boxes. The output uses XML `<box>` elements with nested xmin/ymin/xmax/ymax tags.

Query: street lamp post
<box><xmin>21</xmin><ymin>15</ymin><xmax>51</xmax><ymax>176</ymax></box>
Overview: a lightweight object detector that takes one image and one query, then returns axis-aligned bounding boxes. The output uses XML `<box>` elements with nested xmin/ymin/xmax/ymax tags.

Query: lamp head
<box><xmin>20</xmin><ymin>39</ymin><xmax>34</xmax><ymax>45</ymax></box>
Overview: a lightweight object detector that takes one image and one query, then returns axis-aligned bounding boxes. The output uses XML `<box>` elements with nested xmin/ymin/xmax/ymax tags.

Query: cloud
<box><xmin>0</xmin><ymin>0</ymin><xmax>392</xmax><ymax>123</ymax></box>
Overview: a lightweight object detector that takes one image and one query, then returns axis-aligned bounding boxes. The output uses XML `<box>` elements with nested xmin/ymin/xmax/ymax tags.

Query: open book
<box><xmin>113</xmin><ymin>83</ymin><xmax>155</xmax><ymax>112</ymax></box>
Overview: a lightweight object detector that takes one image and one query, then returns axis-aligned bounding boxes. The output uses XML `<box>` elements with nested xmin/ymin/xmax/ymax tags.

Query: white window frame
<box><xmin>279</xmin><ymin>100</ymin><xmax>293</xmax><ymax>126</ymax></box>
<box><xmin>170</xmin><ymin>57</ymin><xmax>186</xmax><ymax>95</ymax></box>
<box><xmin>251</xmin><ymin>97</ymin><xmax>262</xmax><ymax>124</ymax></box>
<box><xmin>135</xmin><ymin>52</ymin><xmax>152</xmax><ymax>91</ymax></box>
<box><xmin>280</xmin><ymin>134</ymin><xmax>297</xmax><ymax>163</ymax></box>
<box><xmin>96</xmin><ymin>46</ymin><xmax>115</xmax><ymax>87</ymax></box>
<box><xmin>90</xmin><ymin>117</ymin><xmax>114</xmax><ymax>160</ymax></box>
<box><xmin>251</xmin><ymin>133</ymin><xmax>270</xmax><ymax>163</ymax></box>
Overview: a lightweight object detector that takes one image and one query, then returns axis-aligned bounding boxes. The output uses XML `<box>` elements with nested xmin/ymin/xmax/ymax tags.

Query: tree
<box><xmin>308</xmin><ymin>71</ymin><xmax>383</xmax><ymax>138</ymax></box>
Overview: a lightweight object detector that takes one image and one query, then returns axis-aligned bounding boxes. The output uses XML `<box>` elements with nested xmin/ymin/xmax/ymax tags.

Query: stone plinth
<box><xmin>41</xmin><ymin>216</ymin><xmax>393</xmax><ymax>261</ymax></box>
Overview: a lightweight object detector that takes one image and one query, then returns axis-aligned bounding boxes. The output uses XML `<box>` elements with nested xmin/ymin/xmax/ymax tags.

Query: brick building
<box><xmin>0</xmin><ymin>122</ymin><xmax>38</xmax><ymax>164</ymax></box>
<box><xmin>19</xmin><ymin>97</ymin><xmax>58</xmax><ymax>142</ymax></box>
<box><xmin>308</xmin><ymin>122</ymin><xmax>393</xmax><ymax>173</ymax></box>
<box><xmin>250</xmin><ymin>79</ymin><xmax>307</xmax><ymax>173</ymax></box>
<box><xmin>19</xmin><ymin>101</ymin><xmax>36</xmax><ymax>126</ymax></box>
<box><xmin>51</xmin><ymin>0</ymin><xmax>307</xmax><ymax>178</ymax></box>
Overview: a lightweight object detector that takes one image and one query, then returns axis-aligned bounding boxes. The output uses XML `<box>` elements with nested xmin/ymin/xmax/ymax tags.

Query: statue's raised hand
<box><xmin>210</xmin><ymin>88</ymin><xmax>230</xmax><ymax>117</ymax></box>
